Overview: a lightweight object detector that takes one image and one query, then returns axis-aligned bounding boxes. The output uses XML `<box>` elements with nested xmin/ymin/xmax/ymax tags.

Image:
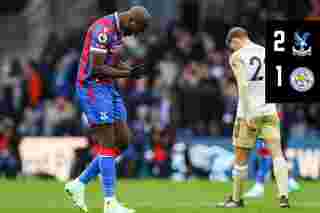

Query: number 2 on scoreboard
<box><xmin>274</xmin><ymin>30</ymin><xmax>285</xmax><ymax>52</ymax></box>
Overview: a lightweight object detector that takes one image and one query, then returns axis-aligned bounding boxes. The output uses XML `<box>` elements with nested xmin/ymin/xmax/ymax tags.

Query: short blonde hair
<box><xmin>225</xmin><ymin>27</ymin><xmax>249</xmax><ymax>47</ymax></box>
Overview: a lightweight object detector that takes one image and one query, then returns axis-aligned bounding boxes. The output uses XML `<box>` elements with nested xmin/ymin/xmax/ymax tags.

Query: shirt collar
<box><xmin>243</xmin><ymin>41</ymin><xmax>254</xmax><ymax>48</ymax></box>
<box><xmin>114</xmin><ymin>12</ymin><xmax>121</xmax><ymax>32</ymax></box>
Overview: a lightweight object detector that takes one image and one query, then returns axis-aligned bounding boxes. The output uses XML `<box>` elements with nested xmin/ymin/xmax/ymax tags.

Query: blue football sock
<box><xmin>99</xmin><ymin>156</ymin><xmax>116</xmax><ymax>198</ymax></box>
<box><xmin>256</xmin><ymin>139</ymin><xmax>272</xmax><ymax>184</ymax></box>
<box><xmin>256</xmin><ymin>155</ymin><xmax>272</xmax><ymax>184</ymax></box>
<box><xmin>79</xmin><ymin>156</ymin><xmax>100</xmax><ymax>184</ymax></box>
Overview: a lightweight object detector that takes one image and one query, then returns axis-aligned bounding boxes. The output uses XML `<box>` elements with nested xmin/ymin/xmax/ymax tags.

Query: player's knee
<box><xmin>122</xmin><ymin>130</ymin><xmax>132</xmax><ymax>144</ymax></box>
<box><xmin>273</xmin><ymin>157</ymin><xmax>288</xmax><ymax>169</ymax></box>
<box><xmin>233</xmin><ymin>147</ymin><xmax>249</xmax><ymax>179</ymax></box>
<box><xmin>266</xmin><ymin>140</ymin><xmax>283</xmax><ymax>158</ymax></box>
<box><xmin>235</xmin><ymin>148</ymin><xmax>250</xmax><ymax>163</ymax></box>
<box><xmin>256</xmin><ymin>141</ymin><xmax>272</xmax><ymax>158</ymax></box>
<box><xmin>116</xmin><ymin>122</ymin><xmax>131</xmax><ymax>143</ymax></box>
<box><xmin>114</xmin><ymin>122</ymin><xmax>132</xmax><ymax>152</ymax></box>
<box><xmin>233</xmin><ymin>163</ymin><xmax>248</xmax><ymax>180</ymax></box>
<box><xmin>93</xmin><ymin>124</ymin><xmax>115</xmax><ymax>147</ymax></box>
<box><xmin>116</xmin><ymin>133</ymin><xmax>131</xmax><ymax>151</ymax></box>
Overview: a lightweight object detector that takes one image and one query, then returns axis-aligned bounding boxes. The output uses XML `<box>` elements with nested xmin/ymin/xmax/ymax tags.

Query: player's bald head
<box><xmin>129</xmin><ymin>6</ymin><xmax>151</xmax><ymax>26</ymax></box>
<box><xmin>226</xmin><ymin>27</ymin><xmax>249</xmax><ymax>47</ymax></box>
<box><xmin>120</xmin><ymin>6</ymin><xmax>151</xmax><ymax>36</ymax></box>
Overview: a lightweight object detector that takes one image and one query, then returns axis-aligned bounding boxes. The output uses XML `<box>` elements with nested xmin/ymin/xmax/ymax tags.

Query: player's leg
<box><xmin>288</xmin><ymin>174</ymin><xmax>300</xmax><ymax>192</ymax></box>
<box><xmin>93</xmin><ymin>124</ymin><xmax>117</xmax><ymax>199</ymax></box>
<box><xmin>288</xmin><ymin>170</ymin><xmax>301</xmax><ymax>192</ymax></box>
<box><xmin>113</xmin><ymin>121</ymin><xmax>133</xmax><ymax>164</ymax></box>
<box><xmin>244</xmin><ymin>139</ymin><xmax>272</xmax><ymax>198</ymax></box>
<box><xmin>73</xmin><ymin>114</ymin><xmax>115</xmax><ymax>186</ymax></box>
<box><xmin>77</xmin><ymin>154</ymin><xmax>100</xmax><ymax>185</ymax></box>
<box><xmin>65</xmin><ymin>154</ymin><xmax>101</xmax><ymax>212</ymax></box>
<box><xmin>76</xmin><ymin>114</ymin><xmax>102</xmax><ymax>185</ymax></box>
<box><xmin>76</xmin><ymin>136</ymin><xmax>101</xmax><ymax>186</ymax></box>
<box><xmin>102</xmin><ymin>91</ymin><xmax>135</xmax><ymax>213</ymax></box>
<box><xmin>65</xmin><ymin>85</ymin><xmax>116</xmax><ymax>212</ymax></box>
<box><xmin>262</xmin><ymin>115</ymin><xmax>289</xmax><ymax>208</ymax></box>
<box><xmin>92</xmin><ymin>122</ymin><xmax>134</xmax><ymax>213</ymax></box>
<box><xmin>266</xmin><ymin>139</ymin><xmax>289</xmax><ymax>207</ymax></box>
<box><xmin>233</xmin><ymin>147</ymin><xmax>250</xmax><ymax>202</ymax></box>
<box><xmin>281</xmin><ymin>126</ymin><xmax>301</xmax><ymax>193</ymax></box>
<box><xmin>112</xmin><ymin>89</ymin><xmax>130</xmax><ymax>150</ymax></box>
<box><xmin>112</xmin><ymin>88</ymin><xmax>131</xmax><ymax>163</ymax></box>
<box><xmin>217</xmin><ymin>147</ymin><xmax>250</xmax><ymax>208</ymax></box>
<box><xmin>217</xmin><ymin>119</ymin><xmax>255</xmax><ymax>208</ymax></box>
<box><xmin>114</xmin><ymin>121</ymin><xmax>131</xmax><ymax>152</ymax></box>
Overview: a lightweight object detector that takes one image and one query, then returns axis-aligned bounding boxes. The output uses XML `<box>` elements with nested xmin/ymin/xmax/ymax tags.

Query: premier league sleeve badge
<box><xmin>292</xmin><ymin>31</ymin><xmax>312</xmax><ymax>57</ymax></box>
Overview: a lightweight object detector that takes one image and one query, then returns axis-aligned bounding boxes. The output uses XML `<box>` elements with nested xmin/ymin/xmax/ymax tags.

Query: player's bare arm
<box><xmin>93</xmin><ymin>64</ymin><xmax>131</xmax><ymax>78</ymax></box>
<box><xmin>117</xmin><ymin>61</ymin><xmax>132</xmax><ymax>70</ymax></box>
<box><xmin>90</xmin><ymin>51</ymin><xmax>131</xmax><ymax>78</ymax></box>
<box><xmin>91</xmin><ymin>54</ymin><xmax>147</xmax><ymax>79</ymax></box>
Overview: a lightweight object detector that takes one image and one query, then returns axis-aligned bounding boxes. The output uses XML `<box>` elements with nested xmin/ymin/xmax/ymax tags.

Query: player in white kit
<box><xmin>217</xmin><ymin>27</ymin><xmax>289</xmax><ymax>208</ymax></box>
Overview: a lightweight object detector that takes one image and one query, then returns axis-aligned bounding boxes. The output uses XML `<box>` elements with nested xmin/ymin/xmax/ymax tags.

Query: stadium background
<box><xmin>0</xmin><ymin>0</ymin><xmax>319</xmax><ymax>182</ymax></box>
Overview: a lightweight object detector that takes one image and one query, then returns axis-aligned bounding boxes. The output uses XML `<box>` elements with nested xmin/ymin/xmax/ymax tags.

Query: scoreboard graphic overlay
<box><xmin>266</xmin><ymin>21</ymin><xmax>320</xmax><ymax>102</ymax></box>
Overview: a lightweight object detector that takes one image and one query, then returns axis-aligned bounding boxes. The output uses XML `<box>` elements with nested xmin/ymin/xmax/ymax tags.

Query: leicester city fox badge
<box><xmin>292</xmin><ymin>31</ymin><xmax>312</xmax><ymax>56</ymax></box>
<box><xmin>289</xmin><ymin>67</ymin><xmax>315</xmax><ymax>92</ymax></box>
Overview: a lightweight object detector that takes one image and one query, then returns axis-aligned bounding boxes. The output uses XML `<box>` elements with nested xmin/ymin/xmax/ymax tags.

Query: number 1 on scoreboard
<box><xmin>276</xmin><ymin>65</ymin><xmax>282</xmax><ymax>87</ymax></box>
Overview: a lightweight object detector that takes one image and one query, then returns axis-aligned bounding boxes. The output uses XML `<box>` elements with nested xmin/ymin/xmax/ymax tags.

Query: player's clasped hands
<box><xmin>129</xmin><ymin>63</ymin><xmax>148</xmax><ymax>79</ymax></box>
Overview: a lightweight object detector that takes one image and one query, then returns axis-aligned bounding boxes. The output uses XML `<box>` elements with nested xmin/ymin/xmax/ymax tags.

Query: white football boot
<box><xmin>104</xmin><ymin>198</ymin><xmax>135</xmax><ymax>213</ymax></box>
<box><xmin>65</xmin><ymin>179</ymin><xmax>88</xmax><ymax>212</ymax></box>
<box><xmin>243</xmin><ymin>183</ymin><xmax>264</xmax><ymax>198</ymax></box>
<box><xmin>288</xmin><ymin>177</ymin><xmax>301</xmax><ymax>193</ymax></box>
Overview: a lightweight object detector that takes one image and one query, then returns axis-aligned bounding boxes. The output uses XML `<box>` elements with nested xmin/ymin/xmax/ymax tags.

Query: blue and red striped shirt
<box><xmin>77</xmin><ymin>12</ymin><xmax>123</xmax><ymax>87</ymax></box>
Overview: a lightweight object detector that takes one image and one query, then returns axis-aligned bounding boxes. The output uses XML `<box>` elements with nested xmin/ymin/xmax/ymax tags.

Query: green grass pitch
<box><xmin>0</xmin><ymin>178</ymin><xmax>319</xmax><ymax>213</ymax></box>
